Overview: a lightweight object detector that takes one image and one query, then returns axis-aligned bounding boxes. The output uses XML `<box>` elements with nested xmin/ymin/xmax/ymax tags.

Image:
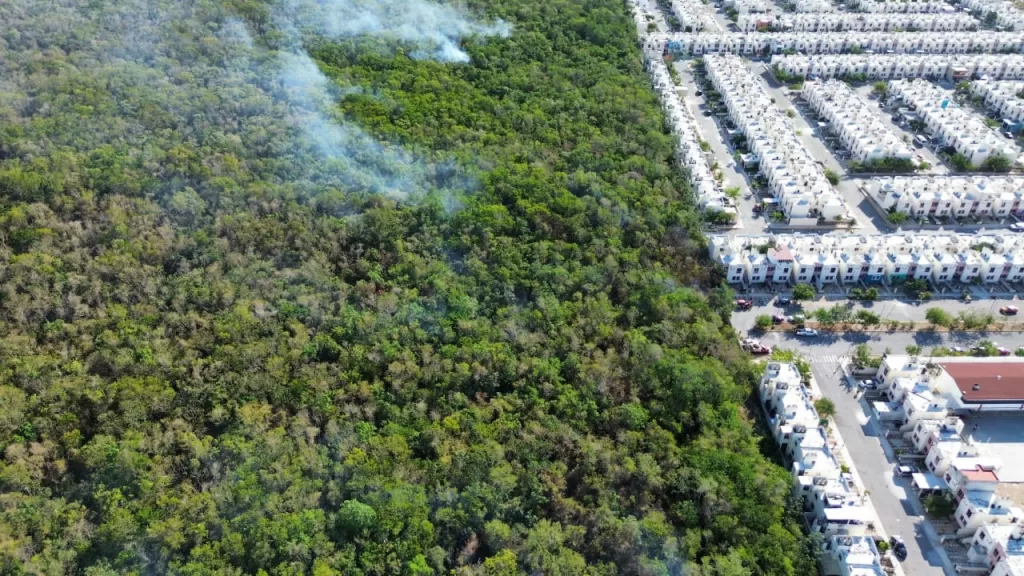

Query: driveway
<box><xmin>811</xmin><ymin>362</ymin><xmax>953</xmax><ymax>576</ymax></box>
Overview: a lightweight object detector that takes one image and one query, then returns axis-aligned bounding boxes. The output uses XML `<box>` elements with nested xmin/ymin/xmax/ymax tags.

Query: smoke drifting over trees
<box><xmin>287</xmin><ymin>0</ymin><xmax>511</xmax><ymax>62</ymax></box>
<box><xmin>0</xmin><ymin>0</ymin><xmax>816</xmax><ymax>574</ymax></box>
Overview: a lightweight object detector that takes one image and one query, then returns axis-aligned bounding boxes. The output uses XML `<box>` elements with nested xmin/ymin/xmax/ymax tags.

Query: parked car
<box><xmin>1005</xmin><ymin>131</ymin><xmax>1014</xmax><ymax>140</ymax></box>
<box><xmin>1009</xmin><ymin>222</ymin><xmax>1024</xmax><ymax>232</ymax></box>
<box><xmin>795</xmin><ymin>328</ymin><xmax>819</xmax><ymax>337</ymax></box>
<box><xmin>750</xmin><ymin>344</ymin><xmax>772</xmax><ymax>355</ymax></box>
<box><xmin>736</xmin><ymin>299</ymin><xmax>754</xmax><ymax>310</ymax></box>
<box><xmin>695</xmin><ymin>90</ymin><xmax>703</xmax><ymax>96</ymax></box>
<box><xmin>894</xmin><ymin>464</ymin><xmax>919</xmax><ymax>477</ymax></box>
<box><xmin>773</xmin><ymin>314</ymin><xmax>787</xmax><ymax>324</ymax></box>
<box><xmin>1000</xmin><ymin>305</ymin><xmax>1019</xmax><ymax>315</ymax></box>
<box><xmin>998</xmin><ymin>347</ymin><xmax>1011</xmax><ymax>356</ymax></box>
<box><xmin>788</xmin><ymin>313</ymin><xmax>806</xmax><ymax>324</ymax></box>
<box><xmin>858</xmin><ymin>379</ymin><xmax>879</xmax><ymax>390</ymax></box>
<box><xmin>776</xmin><ymin>297</ymin><xmax>792</xmax><ymax>306</ymax></box>
<box><xmin>890</xmin><ymin>535</ymin><xmax>907</xmax><ymax>561</ymax></box>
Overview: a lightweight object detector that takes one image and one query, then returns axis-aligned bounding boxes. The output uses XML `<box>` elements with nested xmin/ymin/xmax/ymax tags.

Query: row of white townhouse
<box><xmin>771</xmin><ymin>53</ymin><xmax>1024</xmax><ymax>81</ymax></box>
<box><xmin>642</xmin><ymin>50</ymin><xmax>729</xmax><ymax>215</ymax></box>
<box><xmin>723</xmin><ymin>0</ymin><xmax>772</xmax><ymax>14</ymax></box>
<box><xmin>736</xmin><ymin>11</ymin><xmax>978</xmax><ymax>33</ymax></box>
<box><xmin>962</xmin><ymin>0</ymin><xmax>1024</xmax><ymax>31</ymax></box>
<box><xmin>872</xmin><ymin>356</ymin><xmax>1024</xmax><ymax>576</ymax></box>
<box><xmin>871</xmin><ymin>175</ymin><xmax>1024</xmax><ymax>218</ymax></box>
<box><xmin>705</xmin><ymin>54</ymin><xmax>847</xmax><ymax>222</ymax></box>
<box><xmin>709</xmin><ymin>232</ymin><xmax>1024</xmax><ymax>287</ymax></box>
<box><xmin>888</xmin><ymin>79</ymin><xmax>1019</xmax><ymax>167</ymax></box>
<box><xmin>972</xmin><ymin>80</ymin><xmax>1024</xmax><ymax>123</ymax></box>
<box><xmin>669</xmin><ymin>0</ymin><xmax>722</xmax><ymax>32</ymax></box>
<box><xmin>846</xmin><ymin>0</ymin><xmax>957</xmax><ymax>13</ymax></box>
<box><xmin>760</xmin><ymin>363</ymin><xmax>878</xmax><ymax>541</ymax></box>
<box><xmin>791</xmin><ymin>0</ymin><xmax>836</xmax><ymax>12</ymax></box>
<box><xmin>873</xmin><ymin>358</ymin><xmax>1024</xmax><ymax>545</ymax></box>
<box><xmin>652</xmin><ymin>31</ymin><xmax>1024</xmax><ymax>56</ymax></box>
<box><xmin>802</xmin><ymin>80</ymin><xmax>912</xmax><ymax>163</ymax></box>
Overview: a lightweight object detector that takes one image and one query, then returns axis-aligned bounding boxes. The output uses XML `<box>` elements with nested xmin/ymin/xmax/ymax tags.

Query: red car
<box><xmin>736</xmin><ymin>299</ymin><xmax>754</xmax><ymax>310</ymax></box>
<box><xmin>1000</xmin><ymin>306</ymin><xmax>1019</xmax><ymax>316</ymax></box>
<box><xmin>750</xmin><ymin>344</ymin><xmax>772</xmax><ymax>355</ymax></box>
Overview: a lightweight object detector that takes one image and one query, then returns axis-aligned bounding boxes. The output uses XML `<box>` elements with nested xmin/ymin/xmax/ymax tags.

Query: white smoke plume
<box><xmin>289</xmin><ymin>0</ymin><xmax>511</xmax><ymax>62</ymax></box>
<box><xmin>277</xmin><ymin>50</ymin><xmax>424</xmax><ymax>199</ymax></box>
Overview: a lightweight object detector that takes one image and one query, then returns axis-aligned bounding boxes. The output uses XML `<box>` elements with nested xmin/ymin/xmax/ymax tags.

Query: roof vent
<box><xmin>973</xmin><ymin>383</ymin><xmax>981</xmax><ymax>391</ymax></box>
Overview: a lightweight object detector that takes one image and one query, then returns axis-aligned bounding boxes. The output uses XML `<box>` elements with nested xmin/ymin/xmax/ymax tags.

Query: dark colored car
<box><xmin>777</xmin><ymin>297</ymin><xmax>792</xmax><ymax>306</ymax></box>
<box><xmin>890</xmin><ymin>535</ymin><xmax>907</xmax><ymax>561</ymax></box>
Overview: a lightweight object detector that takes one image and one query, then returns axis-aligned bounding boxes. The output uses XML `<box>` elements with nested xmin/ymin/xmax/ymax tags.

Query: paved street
<box><xmin>732</xmin><ymin>296</ymin><xmax>1024</xmax><ymax>334</ymax></box>
<box><xmin>747</xmin><ymin>61</ymin><xmax>892</xmax><ymax>235</ymax></box>
<box><xmin>754</xmin><ymin>329</ymin><xmax>1024</xmax><ymax>359</ymax></box>
<box><xmin>637</xmin><ymin>0</ymin><xmax>670</xmax><ymax>34</ymax></box>
<box><xmin>851</xmin><ymin>84</ymin><xmax>948</xmax><ymax>177</ymax></box>
<box><xmin>811</xmin><ymin>361</ymin><xmax>952</xmax><ymax>576</ymax></box>
<box><xmin>674</xmin><ymin>59</ymin><xmax>760</xmax><ymax>230</ymax></box>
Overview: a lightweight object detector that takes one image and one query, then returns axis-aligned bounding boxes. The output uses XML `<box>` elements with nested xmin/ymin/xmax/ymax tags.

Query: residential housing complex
<box><xmin>963</xmin><ymin>0</ymin><xmax>1024</xmax><ymax>31</ymax></box>
<box><xmin>643</xmin><ymin>50</ymin><xmax>730</xmax><ymax>217</ymax></box>
<box><xmin>870</xmin><ymin>356</ymin><xmax>1024</xmax><ymax>573</ymax></box>
<box><xmin>802</xmin><ymin>80</ymin><xmax>912</xmax><ymax>163</ymax></box>
<box><xmin>972</xmin><ymin>80</ymin><xmax>1024</xmax><ymax>124</ymax></box>
<box><xmin>870</xmin><ymin>175</ymin><xmax>1024</xmax><ymax>219</ymax></box>
<box><xmin>760</xmin><ymin>363</ymin><xmax>878</xmax><ymax>544</ymax></box>
<box><xmin>736</xmin><ymin>11</ymin><xmax>978</xmax><ymax>33</ymax></box>
<box><xmin>710</xmin><ymin>232</ymin><xmax>1024</xmax><ymax>287</ymax></box>
<box><xmin>705</xmin><ymin>54</ymin><xmax>847</xmax><ymax>223</ymax></box>
<box><xmin>888</xmin><ymin>79</ymin><xmax>1020</xmax><ymax>167</ymax></box>
<box><xmin>847</xmin><ymin>0</ymin><xmax>957</xmax><ymax>14</ymax></box>
<box><xmin>792</xmin><ymin>0</ymin><xmax>836</xmax><ymax>13</ymax></box>
<box><xmin>656</xmin><ymin>30</ymin><xmax>1024</xmax><ymax>56</ymax></box>
<box><xmin>669</xmin><ymin>0</ymin><xmax>722</xmax><ymax>32</ymax></box>
<box><xmin>725</xmin><ymin>0</ymin><xmax>771</xmax><ymax>14</ymax></box>
<box><xmin>771</xmin><ymin>53</ymin><xmax>1024</xmax><ymax>81</ymax></box>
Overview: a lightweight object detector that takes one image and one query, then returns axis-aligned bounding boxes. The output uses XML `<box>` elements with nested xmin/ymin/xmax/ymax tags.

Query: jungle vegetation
<box><xmin>0</xmin><ymin>0</ymin><xmax>816</xmax><ymax>574</ymax></box>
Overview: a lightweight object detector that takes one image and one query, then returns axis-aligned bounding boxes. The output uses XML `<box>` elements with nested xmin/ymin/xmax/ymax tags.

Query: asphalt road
<box><xmin>732</xmin><ymin>297</ymin><xmax>1023</xmax><ymax>336</ymax></box>
<box><xmin>754</xmin><ymin>329</ymin><xmax>1024</xmax><ymax>360</ymax></box>
<box><xmin>811</xmin><ymin>362</ymin><xmax>952</xmax><ymax>576</ymax></box>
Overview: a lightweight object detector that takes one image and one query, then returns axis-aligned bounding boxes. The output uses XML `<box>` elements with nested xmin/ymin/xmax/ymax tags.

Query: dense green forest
<box><xmin>0</xmin><ymin>0</ymin><xmax>816</xmax><ymax>574</ymax></box>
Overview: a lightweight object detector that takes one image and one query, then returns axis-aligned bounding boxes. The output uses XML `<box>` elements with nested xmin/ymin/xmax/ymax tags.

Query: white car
<box><xmin>796</xmin><ymin>328</ymin><xmax>819</xmax><ymax>337</ymax></box>
<box><xmin>1010</xmin><ymin>222</ymin><xmax>1024</xmax><ymax>232</ymax></box>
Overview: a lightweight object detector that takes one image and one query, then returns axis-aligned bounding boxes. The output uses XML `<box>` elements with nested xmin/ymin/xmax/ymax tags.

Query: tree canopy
<box><xmin>0</xmin><ymin>0</ymin><xmax>815</xmax><ymax>574</ymax></box>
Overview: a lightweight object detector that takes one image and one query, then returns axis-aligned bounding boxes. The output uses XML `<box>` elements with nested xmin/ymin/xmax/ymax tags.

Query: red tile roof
<box><xmin>960</xmin><ymin>466</ymin><xmax>999</xmax><ymax>483</ymax></box>
<box><xmin>941</xmin><ymin>362</ymin><xmax>1024</xmax><ymax>403</ymax></box>
<box><xmin>769</xmin><ymin>245</ymin><xmax>794</xmax><ymax>262</ymax></box>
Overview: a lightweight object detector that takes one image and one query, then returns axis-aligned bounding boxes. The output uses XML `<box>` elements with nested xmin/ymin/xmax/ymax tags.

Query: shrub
<box><xmin>814</xmin><ymin>398</ymin><xmax>836</xmax><ymax>419</ymax></box>
<box><xmin>792</xmin><ymin>283</ymin><xmax>815</xmax><ymax>301</ymax></box>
